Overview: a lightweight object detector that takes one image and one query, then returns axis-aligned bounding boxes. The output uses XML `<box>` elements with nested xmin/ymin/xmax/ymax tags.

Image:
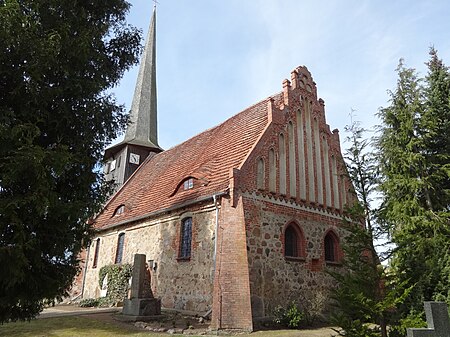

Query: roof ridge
<box><xmin>159</xmin><ymin>96</ymin><xmax>273</xmax><ymax>155</ymax></box>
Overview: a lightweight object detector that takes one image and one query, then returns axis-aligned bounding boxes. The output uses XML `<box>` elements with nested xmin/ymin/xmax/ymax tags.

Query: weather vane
<box><xmin>152</xmin><ymin>0</ymin><xmax>159</xmax><ymax>9</ymax></box>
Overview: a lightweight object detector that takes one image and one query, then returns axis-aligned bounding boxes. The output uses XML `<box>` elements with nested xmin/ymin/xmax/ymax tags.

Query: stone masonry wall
<box><xmin>242</xmin><ymin>192</ymin><xmax>346</xmax><ymax>318</ymax></box>
<box><xmin>82</xmin><ymin>203</ymin><xmax>216</xmax><ymax>313</ymax></box>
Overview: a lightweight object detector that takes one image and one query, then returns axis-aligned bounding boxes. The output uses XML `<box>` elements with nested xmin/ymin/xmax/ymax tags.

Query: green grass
<box><xmin>0</xmin><ymin>316</ymin><xmax>164</xmax><ymax>337</ymax></box>
<box><xmin>0</xmin><ymin>316</ymin><xmax>334</xmax><ymax>337</ymax></box>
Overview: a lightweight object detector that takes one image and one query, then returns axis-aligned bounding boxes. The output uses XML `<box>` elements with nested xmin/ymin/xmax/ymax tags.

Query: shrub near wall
<box><xmin>273</xmin><ymin>301</ymin><xmax>305</xmax><ymax>329</ymax></box>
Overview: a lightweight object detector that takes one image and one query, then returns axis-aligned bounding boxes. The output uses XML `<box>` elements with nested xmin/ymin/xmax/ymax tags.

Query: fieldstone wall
<box><xmin>242</xmin><ymin>192</ymin><xmax>346</xmax><ymax>318</ymax></box>
<box><xmin>82</xmin><ymin>203</ymin><xmax>216</xmax><ymax>313</ymax></box>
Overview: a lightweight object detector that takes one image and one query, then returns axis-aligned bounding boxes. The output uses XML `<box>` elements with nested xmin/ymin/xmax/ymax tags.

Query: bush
<box><xmin>389</xmin><ymin>311</ymin><xmax>427</xmax><ymax>337</ymax></box>
<box><xmin>331</xmin><ymin>313</ymin><xmax>380</xmax><ymax>337</ymax></box>
<box><xmin>299</xmin><ymin>291</ymin><xmax>327</xmax><ymax>325</ymax></box>
<box><xmin>273</xmin><ymin>301</ymin><xmax>305</xmax><ymax>329</ymax></box>
<box><xmin>79</xmin><ymin>298</ymin><xmax>100</xmax><ymax>307</ymax></box>
<box><xmin>79</xmin><ymin>296</ymin><xmax>114</xmax><ymax>308</ymax></box>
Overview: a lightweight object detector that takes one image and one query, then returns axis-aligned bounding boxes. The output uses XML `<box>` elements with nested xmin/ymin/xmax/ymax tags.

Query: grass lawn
<box><xmin>0</xmin><ymin>316</ymin><xmax>335</xmax><ymax>337</ymax></box>
<box><xmin>0</xmin><ymin>316</ymin><xmax>159</xmax><ymax>337</ymax></box>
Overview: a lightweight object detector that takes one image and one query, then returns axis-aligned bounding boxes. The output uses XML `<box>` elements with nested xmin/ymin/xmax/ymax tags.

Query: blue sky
<box><xmin>113</xmin><ymin>0</ymin><xmax>450</xmax><ymax>151</ymax></box>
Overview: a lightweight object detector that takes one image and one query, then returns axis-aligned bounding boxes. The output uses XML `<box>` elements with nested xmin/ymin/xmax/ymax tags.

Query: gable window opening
<box><xmin>92</xmin><ymin>238</ymin><xmax>100</xmax><ymax>268</ymax></box>
<box><xmin>115</xmin><ymin>233</ymin><xmax>125</xmax><ymax>264</ymax></box>
<box><xmin>179</xmin><ymin>217</ymin><xmax>192</xmax><ymax>259</ymax></box>
<box><xmin>183</xmin><ymin>178</ymin><xmax>194</xmax><ymax>190</ymax></box>
<box><xmin>324</xmin><ymin>231</ymin><xmax>339</xmax><ymax>263</ymax></box>
<box><xmin>284</xmin><ymin>223</ymin><xmax>304</xmax><ymax>259</ymax></box>
<box><xmin>113</xmin><ymin>205</ymin><xmax>125</xmax><ymax>216</ymax></box>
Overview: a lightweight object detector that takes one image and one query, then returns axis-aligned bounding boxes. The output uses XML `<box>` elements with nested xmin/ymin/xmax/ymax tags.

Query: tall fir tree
<box><xmin>422</xmin><ymin>48</ymin><xmax>450</xmax><ymax>213</ymax></box>
<box><xmin>422</xmin><ymin>48</ymin><xmax>450</xmax><ymax>303</ymax></box>
<box><xmin>331</xmin><ymin>119</ymin><xmax>409</xmax><ymax>337</ymax></box>
<box><xmin>376</xmin><ymin>51</ymin><xmax>450</xmax><ymax>318</ymax></box>
<box><xmin>0</xmin><ymin>0</ymin><xmax>141</xmax><ymax>321</ymax></box>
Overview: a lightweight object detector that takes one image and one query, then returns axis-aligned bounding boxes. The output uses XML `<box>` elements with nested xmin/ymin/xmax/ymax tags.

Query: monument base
<box><xmin>122</xmin><ymin>298</ymin><xmax>161</xmax><ymax>317</ymax></box>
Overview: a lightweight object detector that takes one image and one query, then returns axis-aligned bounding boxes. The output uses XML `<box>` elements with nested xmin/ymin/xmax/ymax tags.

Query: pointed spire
<box><xmin>123</xmin><ymin>6</ymin><xmax>160</xmax><ymax>149</ymax></box>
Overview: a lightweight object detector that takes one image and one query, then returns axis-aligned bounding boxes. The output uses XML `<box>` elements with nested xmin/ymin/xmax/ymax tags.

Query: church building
<box><xmin>78</xmin><ymin>7</ymin><xmax>355</xmax><ymax>332</ymax></box>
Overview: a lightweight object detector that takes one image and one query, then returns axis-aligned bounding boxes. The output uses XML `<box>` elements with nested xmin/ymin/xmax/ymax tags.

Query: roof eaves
<box><xmin>95</xmin><ymin>190</ymin><xmax>229</xmax><ymax>232</ymax></box>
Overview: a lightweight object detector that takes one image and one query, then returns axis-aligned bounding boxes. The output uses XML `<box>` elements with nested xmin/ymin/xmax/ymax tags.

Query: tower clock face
<box><xmin>129</xmin><ymin>153</ymin><xmax>140</xmax><ymax>164</ymax></box>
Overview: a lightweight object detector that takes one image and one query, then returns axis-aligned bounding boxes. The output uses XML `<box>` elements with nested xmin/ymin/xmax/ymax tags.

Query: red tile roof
<box><xmin>94</xmin><ymin>94</ymin><xmax>278</xmax><ymax>229</ymax></box>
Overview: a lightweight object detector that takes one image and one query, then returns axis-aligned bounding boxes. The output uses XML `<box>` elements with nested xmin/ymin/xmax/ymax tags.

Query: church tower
<box><xmin>103</xmin><ymin>6</ymin><xmax>162</xmax><ymax>190</ymax></box>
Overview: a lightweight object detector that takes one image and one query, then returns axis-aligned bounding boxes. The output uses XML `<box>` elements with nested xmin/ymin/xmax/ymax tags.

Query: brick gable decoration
<box><xmin>78</xmin><ymin>66</ymin><xmax>355</xmax><ymax>332</ymax></box>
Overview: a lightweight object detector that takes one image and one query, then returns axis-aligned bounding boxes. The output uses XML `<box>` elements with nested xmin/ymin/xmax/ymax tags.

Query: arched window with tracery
<box><xmin>283</xmin><ymin>223</ymin><xmax>305</xmax><ymax>259</ymax></box>
<box><xmin>324</xmin><ymin>230</ymin><xmax>340</xmax><ymax>262</ymax></box>
<box><xmin>179</xmin><ymin>217</ymin><xmax>192</xmax><ymax>259</ymax></box>
<box><xmin>115</xmin><ymin>233</ymin><xmax>125</xmax><ymax>264</ymax></box>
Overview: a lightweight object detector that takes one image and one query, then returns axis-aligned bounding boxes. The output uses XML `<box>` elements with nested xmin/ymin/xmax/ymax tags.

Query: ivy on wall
<box><xmin>98</xmin><ymin>263</ymin><xmax>132</xmax><ymax>306</ymax></box>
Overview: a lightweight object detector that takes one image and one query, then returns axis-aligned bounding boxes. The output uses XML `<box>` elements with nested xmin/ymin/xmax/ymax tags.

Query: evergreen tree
<box><xmin>422</xmin><ymin>48</ymin><xmax>450</xmax><ymax>213</ymax></box>
<box><xmin>422</xmin><ymin>48</ymin><xmax>450</xmax><ymax>304</ymax></box>
<box><xmin>331</xmin><ymin>119</ymin><xmax>406</xmax><ymax>337</ymax></box>
<box><xmin>376</xmin><ymin>51</ymin><xmax>450</xmax><ymax>318</ymax></box>
<box><xmin>0</xmin><ymin>0</ymin><xmax>141</xmax><ymax>321</ymax></box>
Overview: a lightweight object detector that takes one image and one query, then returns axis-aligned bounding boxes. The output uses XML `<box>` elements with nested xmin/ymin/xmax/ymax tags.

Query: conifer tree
<box><xmin>422</xmin><ymin>48</ymin><xmax>450</xmax><ymax>304</ymax></box>
<box><xmin>0</xmin><ymin>0</ymin><xmax>141</xmax><ymax>321</ymax></box>
<box><xmin>377</xmin><ymin>51</ymin><xmax>450</xmax><ymax>318</ymax></box>
<box><xmin>331</xmin><ymin>119</ymin><xmax>403</xmax><ymax>337</ymax></box>
<box><xmin>422</xmin><ymin>48</ymin><xmax>450</xmax><ymax>212</ymax></box>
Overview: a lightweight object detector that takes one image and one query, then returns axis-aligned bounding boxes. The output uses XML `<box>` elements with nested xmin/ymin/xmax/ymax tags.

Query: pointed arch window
<box><xmin>115</xmin><ymin>233</ymin><xmax>125</xmax><ymax>264</ymax></box>
<box><xmin>92</xmin><ymin>238</ymin><xmax>100</xmax><ymax>268</ymax></box>
<box><xmin>284</xmin><ymin>223</ymin><xmax>305</xmax><ymax>259</ymax></box>
<box><xmin>324</xmin><ymin>231</ymin><xmax>340</xmax><ymax>263</ymax></box>
<box><xmin>179</xmin><ymin>217</ymin><xmax>192</xmax><ymax>259</ymax></box>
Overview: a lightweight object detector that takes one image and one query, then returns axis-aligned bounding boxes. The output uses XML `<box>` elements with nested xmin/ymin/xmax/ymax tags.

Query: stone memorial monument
<box><xmin>407</xmin><ymin>301</ymin><xmax>450</xmax><ymax>337</ymax></box>
<box><xmin>121</xmin><ymin>254</ymin><xmax>161</xmax><ymax>320</ymax></box>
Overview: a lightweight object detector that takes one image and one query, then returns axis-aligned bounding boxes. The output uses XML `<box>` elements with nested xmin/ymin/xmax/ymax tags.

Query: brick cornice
<box><xmin>240</xmin><ymin>191</ymin><xmax>347</xmax><ymax>221</ymax></box>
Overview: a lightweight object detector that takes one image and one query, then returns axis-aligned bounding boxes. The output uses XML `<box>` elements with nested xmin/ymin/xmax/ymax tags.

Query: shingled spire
<box><xmin>124</xmin><ymin>7</ymin><xmax>159</xmax><ymax>149</ymax></box>
<box><xmin>103</xmin><ymin>6</ymin><xmax>162</xmax><ymax>190</ymax></box>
